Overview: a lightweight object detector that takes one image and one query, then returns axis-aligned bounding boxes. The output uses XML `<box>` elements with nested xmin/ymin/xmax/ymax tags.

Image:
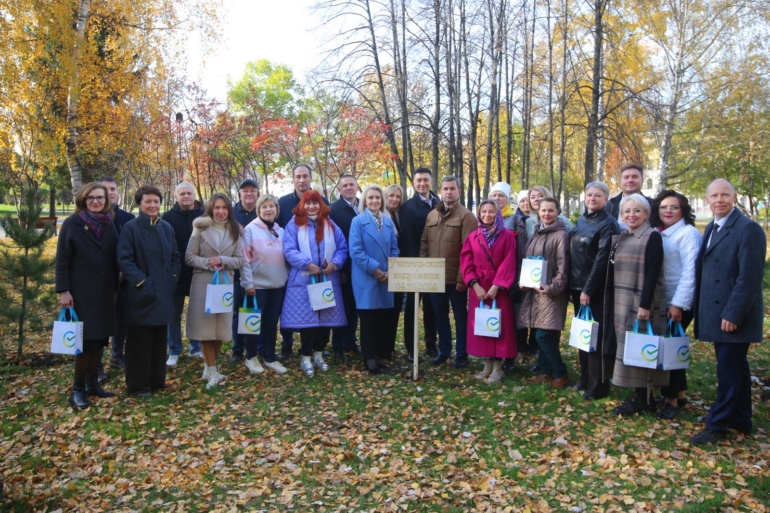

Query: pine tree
<box><xmin>0</xmin><ymin>189</ymin><xmax>57</xmax><ymax>360</ymax></box>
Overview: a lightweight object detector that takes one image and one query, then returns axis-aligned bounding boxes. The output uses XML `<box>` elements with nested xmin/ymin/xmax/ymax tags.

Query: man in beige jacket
<box><xmin>420</xmin><ymin>176</ymin><xmax>477</xmax><ymax>368</ymax></box>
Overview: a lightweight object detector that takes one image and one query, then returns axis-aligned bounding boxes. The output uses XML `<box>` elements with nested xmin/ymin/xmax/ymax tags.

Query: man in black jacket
<box><xmin>605</xmin><ymin>163</ymin><xmax>653</xmax><ymax>230</ymax></box>
<box><xmin>230</xmin><ymin>179</ymin><xmax>259</xmax><ymax>362</ymax></box>
<box><xmin>97</xmin><ymin>176</ymin><xmax>135</xmax><ymax>376</ymax></box>
<box><xmin>398</xmin><ymin>167</ymin><xmax>439</xmax><ymax>359</ymax></box>
<box><xmin>329</xmin><ymin>174</ymin><xmax>362</xmax><ymax>360</ymax></box>
<box><xmin>162</xmin><ymin>181</ymin><xmax>204</xmax><ymax>366</ymax></box>
<box><xmin>276</xmin><ymin>164</ymin><xmax>329</xmax><ymax>359</ymax></box>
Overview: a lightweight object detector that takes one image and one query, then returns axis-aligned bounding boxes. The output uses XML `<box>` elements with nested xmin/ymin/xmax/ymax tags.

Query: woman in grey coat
<box><xmin>117</xmin><ymin>186</ymin><xmax>181</xmax><ymax>397</ymax></box>
<box><xmin>56</xmin><ymin>182</ymin><xmax>119</xmax><ymax>409</ymax></box>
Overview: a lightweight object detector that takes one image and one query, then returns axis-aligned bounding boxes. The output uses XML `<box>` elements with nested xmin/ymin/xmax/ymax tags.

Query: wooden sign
<box><xmin>387</xmin><ymin>258</ymin><xmax>445</xmax><ymax>293</ymax></box>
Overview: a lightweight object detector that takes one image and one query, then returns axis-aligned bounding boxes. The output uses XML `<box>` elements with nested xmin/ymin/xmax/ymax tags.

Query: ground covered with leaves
<box><xmin>1</xmin><ymin>245</ymin><xmax>769</xmax><ymax>512</ymax></box>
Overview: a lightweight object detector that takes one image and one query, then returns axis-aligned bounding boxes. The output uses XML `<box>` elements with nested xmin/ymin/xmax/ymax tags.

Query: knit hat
<box><xmin>490</xmin><ymin>182</ymin><xmax>511</xmax><ymax>198</ymax></box>
<box><xmin>517</xmin><ymin>190</ymin><xmax>529</xmax><ymax>203</ymax></box>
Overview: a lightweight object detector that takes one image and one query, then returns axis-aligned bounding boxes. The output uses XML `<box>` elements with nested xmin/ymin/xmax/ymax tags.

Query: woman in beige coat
<box><xmin>186</xmin><ymin>193</ymin><xmax>243</xmax><ymax>389</ymax></box>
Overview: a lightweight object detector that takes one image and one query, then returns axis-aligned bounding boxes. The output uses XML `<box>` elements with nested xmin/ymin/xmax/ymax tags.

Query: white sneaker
<box><xmin>205</xmin><ymin>368</ymin><xmax>224</xmax><ymax>389</ymax></box>
<box><xmin>245</xmin><ymin>356</ymin><xmax>264</xmax><ymax>374</ymax></box>
<box><xmin>190</xmin><ymin>350</ymin><xmax>203</xmax><ymax>358</ymax></box>
<box><xmin>312</xmin><ymin>351</ymin><xmax>329</xmax><ymax>372</ymax></box>
<box><xmin>166</xmin><ymin>355</ymin><xmax>179</xmax><ymax>366</ymax></box>
<box><xmin>201</xmin><ymin>365</ymin><xmax>210</xmax><ymax>380</ymax></box>
<box><xmin>263</xmin><ymin>360</ymin><xmax>287</xmax><ymax>374</ymax></box>
<box><xmin>299</xmin><ymin>355</ymin><xmax>314</xmax><ymax>377</ymax></box>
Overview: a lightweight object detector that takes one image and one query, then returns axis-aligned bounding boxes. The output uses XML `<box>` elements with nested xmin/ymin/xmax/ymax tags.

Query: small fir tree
<box><xmin>0</xmin><ymin>189</ymin><xmax>57</xmax><ymax>360</ymax></box>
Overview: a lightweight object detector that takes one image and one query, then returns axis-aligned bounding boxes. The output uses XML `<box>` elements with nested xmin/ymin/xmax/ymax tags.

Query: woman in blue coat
<box><xmin>281</xmin><ymin>190</ymin><xmax>348</xmax><ymax>377</ymax></box>
<box><xmin>349</xmin><ymin>185</ymin><xmax>400</xmax><ymax>374</ymax></box>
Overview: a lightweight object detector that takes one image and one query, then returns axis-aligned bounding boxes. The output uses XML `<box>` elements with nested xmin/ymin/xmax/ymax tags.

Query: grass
<box><xmin>0</xmin><ymin>241</ymin><xmax>769</xmax><ymax>512</ymax></box>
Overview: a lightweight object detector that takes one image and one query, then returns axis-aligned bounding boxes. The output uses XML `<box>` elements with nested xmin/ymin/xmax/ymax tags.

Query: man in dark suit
<box><xmin>691</xmin><ymin>178</ymin><xmax>766</xmax><ymax>444</ymax></box>
<box><xmin>605</xmin><ymin>163</ymin><xmax>653</xmax><ymax>230</ymax></box>
<box><xmin>276</xmin><ymin>164</ymin><xmax>329</xmax><ymax>359</ymax></box>
<box><xmin>398</xmin><ymin>167</ymin><xmax>439</xmax><ymax>359</ymax></box>
<box><xmin>329</xmin><ymin>174</ymin><xmax>362</xmax><ymax>360</ymax></box>
<box><xmin>97</xmin><ymin>176</ymin><xmax>135</xmax><ymax>378</ymax></box>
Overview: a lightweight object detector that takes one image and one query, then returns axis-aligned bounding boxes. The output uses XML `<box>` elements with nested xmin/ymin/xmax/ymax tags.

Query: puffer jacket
<box><xmin>517</xmin><ymin>218</ymin><xmax>570</xmax><ymax>331</ymax></box>
<box><xmin>419</xmin><ymin>201</ymin><xmax>478</xmax><ymax>285</ymax></box>
<box><xmin>569</xmin><ymin>208</ymin><xmax>619</xmax><ymax>297</ymax></box>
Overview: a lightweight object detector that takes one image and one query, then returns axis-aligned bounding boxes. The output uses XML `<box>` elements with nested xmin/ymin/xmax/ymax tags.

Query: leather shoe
<box><xmin>430</xmin><ymin>354</ymin><xmax>450</xmax><ymax>366</ymax></box>
<box><xmin>452</xmin><ymin>357</ymin><xmax>468</xmax><ymax>369</ymax></box>
<box><xmin>277</xmin><ymin>350</ymin><xmax>292</xmax><ymax>361</ymax></box>
<box><xmin>657</xmin><ymin>401</ymin><xmax>678</xmax><ymax>420</ymax></box>
<box><xmin>551</xmin><ymin>376</ymin><xmax>569</xmax><ymax>389</ymax></box>
<box><xmin>230</xmin><ymin>353</ymin><xmax>243</xmax><ymax>363</ymax></box>
<box><xmin>426</xmin><ymin>346</ymin><xmax>439</xmax><ymax>357</ymax></box>
<box><xmin>347</xmin><ymin>344</ymin><xmax>362</xmax><ymax>355</ymax></box>
<box><xmin>85</xmin><ymin>374</ymin><xmax>115</xmax><ymax>398</ymax></box>
<box><xmin>96</xmin><ymin>365</ymin><xmax>108</xmax><ymax>384</ymax></box>
<box><xmin>334</xmin><ymin>350</ymin><xmax>346</xmax><ymax>363</ymax></box>
<box><xmin>502</xmin><ymin>358</ymin><xmax>515</xmax><ymax>371</ymax></box>
<box><xmin>690</xmin><ymin>428</ymin><xmax>727</xmax><ymax>445</ymax></box>
<box><xmin>533</xmin><ymin>374</ymin><xmax>553</xmax><ymax>384</ymax></box>
<box><xmin>729</xmin><ymin>424</ymin><xmax>752</xmax><ymax>435</ymax></box>
<box><xmin>69</xmin><ymin>383</ymin><xmax>91</xmax><ymax>410</ymax></box>
<box><xmin>613</xmin><ymin>396</ymin><xmax>656</xmax><ymax>416</ymax></box>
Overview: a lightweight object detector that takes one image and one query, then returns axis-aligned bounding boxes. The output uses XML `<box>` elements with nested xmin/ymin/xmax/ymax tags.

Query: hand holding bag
<box><xmin>51</xmin><ymin>307</ymin><xmax>84</xmax><ymax>355</ymax></box>
<box><xmin>569</xmin><ymin>305</ymin><xmax>600</xmax><ymax>352</ymax></box>
<box><xmin>205</xmin><ymin>269</ymin><xmax>234</xmax><ymax>314</ymax></box>
<box><xmin>519</xmin><ymin>256</ymin><xmax>548</xmax><ymax>289</ymax></box>
<box><xmin>237</xmin><ymin>295</ymin><xmax>262</xmax><ymax>335</ymax></box>
<box><xmin>657</xmin><ymin>320</ymin><xmax>691</xmax><ymax>370</ymax></box>
<box><xmin>307</xmin><ymin>274</ymin><xmax>336</xmax><ymax>311</ymax></box>
<box><xmin>623</xmin><ymin>319</ymin><xmax>659</xmax><ymax>370</ymax></box>
<box><xmin>474</xmin><ymin>299</ymin><xmax>502</xmax><ymax>338</ymax></box>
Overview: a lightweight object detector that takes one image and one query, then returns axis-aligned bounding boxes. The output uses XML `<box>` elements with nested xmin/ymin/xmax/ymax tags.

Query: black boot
<box><xmin>70</xmin><ymin>382</ymin><xmax>91</xmax><ymax>410</ymax></box>
<box><xmin>85</xmin><ymin>374</ymin><xmax>115</xmax><ymax>398</ymax></box>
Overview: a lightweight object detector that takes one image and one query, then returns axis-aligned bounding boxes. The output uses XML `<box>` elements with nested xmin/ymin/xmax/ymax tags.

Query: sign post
<box><xmin>388</xmin><ymin>257</ymin><xmax>445</xmax><ymax>380</ymax></box>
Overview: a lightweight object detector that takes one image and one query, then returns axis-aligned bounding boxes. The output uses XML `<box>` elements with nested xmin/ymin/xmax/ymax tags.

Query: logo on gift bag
<box><xmin>486</xmin><ymin>318</ymin><xmax>500</xmax><ymax>332</ymax></box>
<box><xmin>530</xmin><ymin>267</ymin><xmax>542</xmax><ymax>281</ymax></box>
<box><xmin>677</xmin><ymin>345</ymin><xmax>690</xmax><ymax>363</ymax></box>
<box><xmin>245</xmin><ymin>315</ymin><xmax>261</xmax><ymax>333</ymax></box>
<box><xmin>63</xmin><ymin>331</ymin><xmax>77</xmax><ymax>348</ymax></box>
<box><xmin>322</xmin><ymin>288</ymin><xmax>335</xmax><ymax>302</ymax></box>
<box><xmin>641</xmin><ymin>344</ymin><xmax>658</xmax><ymax>362</ymax></box>
<box><xmin>222</xmin><ymin>292</ymin><xmax>234</xmax><ymax>307</ymax></box>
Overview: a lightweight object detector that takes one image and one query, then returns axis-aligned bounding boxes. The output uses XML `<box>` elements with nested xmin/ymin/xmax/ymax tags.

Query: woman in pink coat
<box><xmin>461</xmin><ymin>200</ymin><xmax>518</xmax><ymax>383</ymax></box>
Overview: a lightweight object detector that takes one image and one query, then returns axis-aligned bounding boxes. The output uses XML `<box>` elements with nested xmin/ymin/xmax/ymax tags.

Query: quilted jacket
<box><xmin>280</xmin><ymin>218</ymin><xmax>349</xmax><ymax>328</ymax></box>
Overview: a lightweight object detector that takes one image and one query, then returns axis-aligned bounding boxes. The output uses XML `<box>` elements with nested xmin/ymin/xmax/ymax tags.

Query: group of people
<box><xmin>55</xmin><ymin>163</ymin><xmax>765</xmax><ymax>445</ymax></box>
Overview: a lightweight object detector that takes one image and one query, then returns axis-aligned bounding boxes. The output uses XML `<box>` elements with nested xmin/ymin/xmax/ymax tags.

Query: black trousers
<box><xmin>299</xmin><ymin>328</ymin><xmax>331</xmax><ymax>356</ymax></box>
<box><xmin>385</xmin><ymin>292</ymin><xmax>404</xmax><ymax>358</ymax></box>
<box><xmin>661</xmin><ymin>310</ymin><xmax>693</xmax><ymax>399</ymax></box>
<box><xmin>403</xmin><ymin>292</ymin><xmax>437</xmax><ymax>353</ymax></box>
<box><xmin>359</xmin><ymin>309</ymin><xmax>392</xmax><ymax>362</ymax></box>
<box><xmin>125</xmin><ymin>325</ymin><xmax>167</xmax><ymax>394</ymax></box>
<box><xmin>571</xmin><ymin>290</ymin><xmax>614</xmax><ymax>398</ymax></box>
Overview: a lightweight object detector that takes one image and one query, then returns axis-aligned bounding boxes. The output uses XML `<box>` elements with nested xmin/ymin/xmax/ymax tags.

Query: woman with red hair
<box><xmin>281</xmin><ymin>190</ymin><xmax>348</xmax><ymax>377</ymax></box>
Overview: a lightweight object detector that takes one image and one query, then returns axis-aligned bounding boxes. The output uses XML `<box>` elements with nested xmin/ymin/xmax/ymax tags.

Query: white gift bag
<box><xmin>205</xmin><ymin>269</ymin><xmax>234</xmax><ymax>314</ymax></box>
<box><xmin>657</xmin><ymin>320</ymin><xmax>691</xmax><ymax>370</ymax></box>
<box><xmin>520</xmin><ymin>257</ymin><xmax>548</xmax><ymax>289</ymax></box>
<box><xmin>50</xmin><ymin>307</ymin><xmax>84</xmax><ymax>355</ymax></box>
<box><xmin>623</xmin><ymin>319</ymin><xmax>659</xmax><ymax>370</ymax></box>
<box><xmin>237</xmin><ymin>295</ymin><xmax>262</xmax><ymax>335</ymax></box>
<box><xmin>307</xmin><ymin>274</ymin><xmax>336</xmax><ymax>311</ymax></box>
<box><xmin>474</xmin><ymin>299</ymin><xmax>502</xmax><ymax>338</ymax></box>
<box><xmin>569</xmin><ymin>305</ymin><xmax>599</xmax><ymax>353</ymax></box>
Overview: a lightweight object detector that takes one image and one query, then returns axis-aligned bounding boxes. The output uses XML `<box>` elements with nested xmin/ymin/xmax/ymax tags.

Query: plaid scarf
<box><xmin>478</xmin><ymin>208</ymin><xmax>504</xmax><ymax>247</ymax></box>
<box><xmin>79</xmin><ymin>210</ymin><xmax>112</xmax><ymax>242</ymax></box>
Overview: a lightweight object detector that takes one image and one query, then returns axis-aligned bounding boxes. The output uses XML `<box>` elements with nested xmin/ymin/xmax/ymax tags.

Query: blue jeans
<box><xmin>430</xmin><ymin>284</ymin><xmax>468</xmax><ymax>359</ymax></box>
<box><xmin>244</xmin><ymin>287</ymin><xmax>285</xmax><ymax>362</ymax></box>
<box><xmin>332</xmin><ymin>277</ymin><xmax>358</xmax><ymax>352</ymax></box>
<box><xmin>534</xmin><ymin>329</ymin><xmax>566</xmax><ymax>378</ymax></box>
<box><xmin>167</xmin><ymin>293</ymin><xmax>201</xmax><ymax>356</ymax></box>
<box><xmin>231</xmin><ymin>275</ymin><xmax>246</xmax><ymax>356</ymax></box>
<box><xmin>707</xmin><ymin>342</ymin><xmax>752</xmax><ymax>433</ymax></box>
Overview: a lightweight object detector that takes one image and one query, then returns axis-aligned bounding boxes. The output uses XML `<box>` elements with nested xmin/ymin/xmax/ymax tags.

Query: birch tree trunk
<box><xmin>65</xmin><ymin>0</ymin><xmax>92</xmax><ymax>194</ymax></box>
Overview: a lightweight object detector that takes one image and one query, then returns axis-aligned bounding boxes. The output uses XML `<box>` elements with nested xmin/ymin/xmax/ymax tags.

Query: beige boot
<box><xmin>475</xmin><ymin>358</ymin><xmax>493</xmax><ymax>380</ymax></box>
<box><xmin>487</xmin><ymin>359</ymin><xmax>505</xmax><ymax>383</ymax></box>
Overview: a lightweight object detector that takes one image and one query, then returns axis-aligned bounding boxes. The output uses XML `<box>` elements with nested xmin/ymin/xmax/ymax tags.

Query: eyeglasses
<box><xmin>621</xmin><ymin>209</ymin><xmax>643</xmax><ymax>215</ymax></box>
<box><xmin>659</xmin><ymin>205</ymin><xmax>681</xmax><ymax>211</ymax></box>
<box><xmin>86</xmin><ymin>196</ymin><xmax>106</xmax><ymax>203</ymax></box>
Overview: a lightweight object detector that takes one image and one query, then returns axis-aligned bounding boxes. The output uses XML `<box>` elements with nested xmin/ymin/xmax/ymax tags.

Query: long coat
<box><xmin>517</xmin><ymin>219</ymin><xmax>570</xmax><ymax>331</ymax></box>
<box><xmin>117</xmin><ymin>212</ymin><xmax>181</xmax><ymax>326</ymax></box>
<box><xmin>55</xmin><ymin>214</ymin><xmax>119</xmax><ymax>340</ymax></box>
<box><xmin>185</xmin><ymin>217</ymin><xmax>244</xmax><ymax>341</ymax></box>
<box><xmin>694</xmin><ymin>209</ymin><xmax>766</xmax><ymax>343</ymax></box>
<box><xmin>348</xmin><ymin>212</ymin><xmax>399</xmax><ymax>310</ymax></box>
<box><xmin>280</xmin><ymin>218</ymin><xmax>348</xmax><ymax>328</ymax></box>
<box><xmin>461</xmin><ymin>229</ymin><xmax>518</xmax><ymax>358</ymax></box>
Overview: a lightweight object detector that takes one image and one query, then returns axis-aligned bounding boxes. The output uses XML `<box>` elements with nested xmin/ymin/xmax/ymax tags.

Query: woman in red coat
<box><xmin>461</xmin><ymin>200</ymin><xmax>518</xmax><ymax>383</ymax></box>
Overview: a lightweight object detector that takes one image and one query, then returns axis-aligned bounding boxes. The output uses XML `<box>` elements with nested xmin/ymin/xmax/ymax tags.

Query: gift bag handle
<box><xmin>211</xmin><ymin>269</ymin><xmax>231</xmax><ymax>285</ymax></box>
<box><xmin>57</xmin><ymin>307</ymin><xmax>79</xmax><ymax>322</ymax></box>
<box><xmin>526</xmin><ymin>255</ymin><xmax>547</xmax><ymax>261</ymax></box>
<box><xmin>665</xmin><ymin>319</ymin><xmax>685</xmax><ymax>337</ymax></box>
<box><xmin>632</xmin><ymin>319</ymin><xmax>654</xmax><ymax>336</ymax></box>
<box><xmin>577</xmin><ymin>305</ymin><xmax>595</xmax><ymax>322</ymax></box>
<box><xmin>309</xmin><ymin>273</ymin><xmax>328</xmax><ymax>285</ymax></box>
<box><xmin>479</xmin><ymin>299</ymin><xmax>499</xmax><ymax>310</ymax></box>
<box><xmin>242</xmin><ymin>294</ymin><xmax>258</xmax><ymax>310</ymax></box>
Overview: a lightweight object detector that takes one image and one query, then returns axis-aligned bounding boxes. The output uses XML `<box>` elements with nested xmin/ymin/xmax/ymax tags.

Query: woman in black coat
<box><xmin>56</xmin><ymin>182</ymin><xmax>119</xmax><ymax>409</ymax></box>
<box><xmin>117</xmin><ymin>185</ymin><xmax>181</xmax><ymax>397</ymax></box>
